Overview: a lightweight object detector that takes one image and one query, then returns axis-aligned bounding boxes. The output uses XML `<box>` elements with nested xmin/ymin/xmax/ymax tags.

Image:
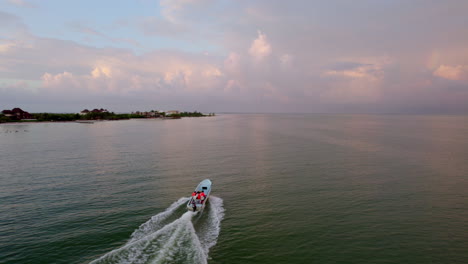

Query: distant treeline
<box><xmin>0</xmin><ymin>112</ymin><xmax>143</xmax><ymax>122</ymax></box>
<box><xmin>176</xmin><ymin>112</ymin><xmax>215</xmax><ymax>117</ymax></box>
<box><xmin>0</xmin><ymin>114</ymin><xmax>10</xmax><ymax>123</ymax></box>
<box><xmin>0</xmin><ymin>111</ymin><xmax>214</xmax><ymax>122</ymax></box>
<box><xmin>31</xmin><ymin>112</ymin><xmax>145</xmax><ymax>121</ymax></box>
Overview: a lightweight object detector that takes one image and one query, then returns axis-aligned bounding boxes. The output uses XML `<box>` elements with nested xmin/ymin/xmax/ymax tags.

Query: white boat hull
<box><xmin>187</xmin><ymin>179</ymin><xmax>212</xmax><ymax>212</ymax></box>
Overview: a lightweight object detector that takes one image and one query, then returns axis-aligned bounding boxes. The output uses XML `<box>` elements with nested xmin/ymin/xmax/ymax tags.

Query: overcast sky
<box><xmin>1</xmin><ymin>0</ymin><xmax>468</xmax><ymax>113</ymax></box>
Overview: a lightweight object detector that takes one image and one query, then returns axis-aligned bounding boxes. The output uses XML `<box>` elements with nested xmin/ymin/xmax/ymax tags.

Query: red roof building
<box><xmin>2</xmin><ymin>108</ymin><xmax>32</xmax><ymax>120</ymax></box>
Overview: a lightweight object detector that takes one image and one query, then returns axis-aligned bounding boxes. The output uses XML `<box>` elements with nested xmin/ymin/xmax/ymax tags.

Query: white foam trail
<box><xmin>197</xmin><ymin>196</ymin><xmax>225</xmax><ymax>255</ymax></box>
<box><xmin>129</xmin><ymin>197</ymin><xmax>188</xmax><ymax>243</ymax></box>
<box><xmin>89</xmin><ymin>196</ymin><xmax>224</xmax><ymax>264</ymax></box>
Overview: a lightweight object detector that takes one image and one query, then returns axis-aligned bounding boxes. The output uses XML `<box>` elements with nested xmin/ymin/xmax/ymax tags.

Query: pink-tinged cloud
<box><xmin>249</xmin><ymin>31</ymin><xmax>272</xmax><ymax>61</ymax></box>
<box><xmin>91</xmin><ymin>66</ymin><xmax>112</xmax><ymax>79</ymax></box>
<box><xmin>7</xmin><ymin>0</ymin><xmax>36</xmax><ymax>8</ymax></box>
<box><xmin>0</xmin><ymin>39</ymin><xmax>19</xmax><ymax>53</ymax></box>
<box><xmin>433</xmin><ymin>65</ymin><xmax>468</xmax><ymax>81</ymax></box>
<box><xmin>37</xmin><ymin>48</ymin><xmax>227</xmax><ymax>97</ymax></box>
<box><xmin>324</xmin><ymin>64</ymin><xmax>383</xmax><ymax>80</ymax></box>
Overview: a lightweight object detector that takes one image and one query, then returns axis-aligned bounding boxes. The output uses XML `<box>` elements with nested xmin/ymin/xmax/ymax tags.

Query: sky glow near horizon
<box><xmin>1</xmin><ymin>0</ymin><xmax>468</xmax><ymax>113</ymax></box>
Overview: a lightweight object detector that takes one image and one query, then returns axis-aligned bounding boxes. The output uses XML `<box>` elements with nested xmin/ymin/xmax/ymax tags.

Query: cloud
<box><xmin>318</xmin><ymin>58</ymin><xmax>393</xmax><ymax>104</ymax></box>
<box><xmin>7</xmin><ymin>0</ymin><xmax>36</xmax><ymax>8</ymax></box>
<box><xmin>224</xmin><ymin>52</ymin><xmax>241</xmax><ymax>74</ymax></box>
<box><xmin>433</xmin><ymin>64</ymin><xmax>468</xmax><ymax>81</ymax></box>
<box><xmin>324</xmin><ymin>57</ymin><xmax>392</xmax><ymax>80</ymax></box>
<box><xmin>249</xmin><ymin>31</ymin><xmax>272</xmax><ymax>61</ymax></box>
<box><xmin>91</xmin><ymin>66</ymin><xmax>112</xmax><ymax>79</ymax></box>
<box><xmin>28</xmin><ymin>42</ymin><xmax>227</xmax><ymax>98</ymax></box>
<box><xmin>41</xmin><ymin>72</ymin><xmax>76</xmax><ymax>89</ymax></box>
<box><xmin>324</xmin><ymin>65</ymin><xmax>381</xmax><ymax>80</ymax></box>
<box><xmin>69</xmin><ymin>22</ymin><xmax>107</xmax><ymax>38</ymax></box>
<box><xmin>137</xmin><ymin>0</ymin><xmax>223</xmax><ymax>50</ymax></box>
<box><xmin>0</xmin><ymin>10</ymin><xmax>29</xmax><ymax>35</ymax></box>
<box><xmin>0</xmin><ymin>41</ymin><xmax>16</xmax><ymax>53</ymax></box>
<box><xmin>68</xmin><ymin>22</ymin><xmax>141</xmax><ymax>47</ymax></box>
<box><xmin>279</xmin><ymin>54</ymin><xmax>293</xmax><ymax>68</ymax></box>
<box><xmin>325</xmin><ymin>69</ymin><xmax>369</xmax><ymax>79</ymax></box>
<box><xmin>159</xmin><ymin>0</ymin><xmax>211</xmax><ymax>24</ymax></box>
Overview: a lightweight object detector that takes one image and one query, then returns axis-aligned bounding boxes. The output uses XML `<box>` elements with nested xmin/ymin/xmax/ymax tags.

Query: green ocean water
<box><xmin>1</xmin><ymin>114</ymin><xmax>467</xmax><ymax>264</ymax></box>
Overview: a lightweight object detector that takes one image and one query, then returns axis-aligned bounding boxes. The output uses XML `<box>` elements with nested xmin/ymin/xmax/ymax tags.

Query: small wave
<box><xmin>90</xmin><ymin>196</ymin><xmax>224</xmax><ymax>264</ymax></box>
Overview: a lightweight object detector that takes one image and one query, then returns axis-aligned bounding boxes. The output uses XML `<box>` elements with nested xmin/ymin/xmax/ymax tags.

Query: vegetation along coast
<box><xmin>0</xmin><ymin>107</ymin><xmax>215</xmax><ymax>123</ymax></box>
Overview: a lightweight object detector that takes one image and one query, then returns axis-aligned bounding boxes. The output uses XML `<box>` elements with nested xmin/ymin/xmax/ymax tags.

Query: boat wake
<box><xmin>90</xmin><ymin>196</ymin><xmax>224</xmax><ymax>264</ymax></box>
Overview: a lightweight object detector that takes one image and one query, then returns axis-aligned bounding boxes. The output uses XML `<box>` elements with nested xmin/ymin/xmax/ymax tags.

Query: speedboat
<box><xmin>187</xmin><ymin>179</ymin><xmax>212</xmax><ymax>212</ymax></box>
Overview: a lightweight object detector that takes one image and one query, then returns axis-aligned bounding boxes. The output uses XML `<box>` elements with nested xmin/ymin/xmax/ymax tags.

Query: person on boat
<box><xmin>192</xmin><ymin>191</ymin><xmax>199</xmax><ymax>203</ymax></box>
<box><xmin>191</xmin><ymin>191</ymin><xmax>197</xmax><ymax>204</ymax></box>
<box><xmin>198</xmin><ymin>191</ymin><xmax>207</xmax><ymax>204</ymax></box>
<box><xmin>195</xmin><ymin>191</ymin><xmax>201</xmax><ymax>202</ymax></box>
<box><xmin>191</xmin><ymin>199</ymin><xmax>197</xmax><ymax>211</ymax></box>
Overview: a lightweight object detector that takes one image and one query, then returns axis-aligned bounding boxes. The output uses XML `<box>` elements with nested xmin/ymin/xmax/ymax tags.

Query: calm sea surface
<box><xmin>1</xmin><ymin>114</ymin><xmax>467</xmax><ymax>264</ymax></box>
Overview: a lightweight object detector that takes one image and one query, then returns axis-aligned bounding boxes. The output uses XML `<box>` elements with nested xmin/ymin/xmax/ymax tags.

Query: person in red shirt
<box><xmin>198</xmin><ymin>191</ymin><xmax>207</xmax><ymax>204</ymax></box>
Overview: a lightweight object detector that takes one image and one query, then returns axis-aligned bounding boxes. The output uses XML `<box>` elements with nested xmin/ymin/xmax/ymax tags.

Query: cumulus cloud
<box><xmin>30</xmin><ymin>44</ymin><xmax>227</xmax><ymax>99</ymax></box>
<box><xmin>433</xmin><ymin>65</ymin><xmax>468</xmax><ymax>81</ymax></box>
<box><xmin>249</xmin><ymin>31</ymin><xmax>272</xmax><ymax>61</ymax></box>
<box><xmin>41</xmin><ymin>72</ymin><xmax>76</xmax><ymax>89</ymax></box>
<box><xmin>91</xmin><ymin>66</ymin><xmax>112</xmax><ymax>79</ymax></box>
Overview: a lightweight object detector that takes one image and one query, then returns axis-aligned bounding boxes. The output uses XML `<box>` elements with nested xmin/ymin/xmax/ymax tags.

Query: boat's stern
<box><xmin>187</xmin><ymin>198</ymin><xmax>206</xmax><ymax>212</ymax></box>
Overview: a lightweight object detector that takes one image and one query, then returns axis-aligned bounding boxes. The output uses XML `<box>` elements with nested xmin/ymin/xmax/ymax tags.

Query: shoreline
<box><xmin>0</xmin><ymin>119</ymin><xmax>130</xmax><ymax>124</ymax></box>
<box><xmin>0</xmin><ymin>116</ymin><xmax>214</xmax><ymax>124</ymax></box>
